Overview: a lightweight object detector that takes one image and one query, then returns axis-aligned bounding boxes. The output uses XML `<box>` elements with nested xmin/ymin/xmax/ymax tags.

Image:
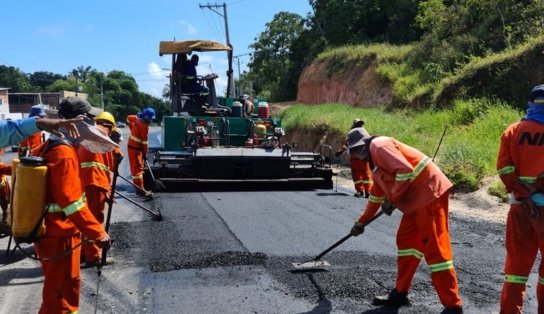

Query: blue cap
<box><xmin>29</xmin><ymin>105</ymin><xmax>46</xmax><ymax>117</ymax></box>
<box><xmin>142</xmin><ymin>108</ymin><xmax>156</xmax><ymax>120</ymax></box>
<box><xmin>530</xmin><ymin>85</ymin><xmax>544</xmax><ymax>103</ymax></box>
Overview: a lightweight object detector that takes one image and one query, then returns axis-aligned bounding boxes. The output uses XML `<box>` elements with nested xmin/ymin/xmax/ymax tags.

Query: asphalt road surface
<box><xmin>0</xmin><ymin>127</ymin><xmax>539</xmax><ymax>313</ymax></box>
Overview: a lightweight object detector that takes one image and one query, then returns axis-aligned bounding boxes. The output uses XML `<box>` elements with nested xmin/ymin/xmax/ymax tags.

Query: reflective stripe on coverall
<box><xmin>78</xmin><ymin>146</ymin><xmax>113</xmax><ymax>264</ymax></box>
<box><xmin>497</xmin><ymin>119</ymin><xmax>544</xmax><ymax>314</ymax></box>
<box><xmin>33</xmin><ymin>142</ymin><xmax>107</xmax><ymax>314</ymax></box>
<box><xmin>350</xmin><ymin>152</ymin><xmax>372</xmax><ymax>193</ymax></box>
<box><xmin>127</xmin><ymin>115</ymin><xmax>148</xmax><ymax>189</ymax></box>
<box><xmin>357</xmin><ymin>136</ymin><xmax>461</xmax><ymax>308</ymax></box>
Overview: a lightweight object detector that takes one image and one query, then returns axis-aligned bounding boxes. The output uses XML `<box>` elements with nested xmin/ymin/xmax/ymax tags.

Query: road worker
<box><xmin>348</xmin><ymin>128</ymin><xmax>463</xmax><ymax>314</ymax></box>
<box><xmin>78</xmin><ymin>111</ymin><xmax>117</xmax><ymax>267</ymax></box>
<box><xmin>32</xmin><ymin>97</ymin><xmax>111</xmax><ymax>313</ymax></box>
<box><xmin>497</xmin><ymin>84</ymin><xmax>544</xmax><ymax>314</ymax></box>
<box><xmin>127</xmin><ymin>108</ymin><xmax>155</xmax><ymax>197</ymax></box>
<box><xmin>335</xmin><ymin>119</ymin><xmax>373</xmax><ymax>197</ymax></box>
<box><xmin>18</xmin><ymin>105</ymin><xmax>46</xmax><ymax>157</ymax></box>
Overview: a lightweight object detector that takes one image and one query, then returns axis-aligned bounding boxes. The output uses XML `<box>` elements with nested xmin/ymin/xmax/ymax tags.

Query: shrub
<box><xmin>488</xmin><ymin>179</ymin><xmax>509</xmax><ymax>202</ymax></box>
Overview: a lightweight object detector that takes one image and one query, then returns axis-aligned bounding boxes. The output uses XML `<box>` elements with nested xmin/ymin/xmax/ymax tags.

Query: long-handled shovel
<box><xmin>291</xmin><ymin>210</ymin><xmax>385</xmax><ymax>271</ymax></box>
<box><xmin>114</xmin><ymin>190</ymin><xmax>163</xmax><ymax>221</ymax></box>
<box><xmin>144</xmin><ymin>159</ymin><xmax>165</xmax><ymax>190</ymax></box>
<box><xmin>94</xmin><ymin>155</ymin><xmax>122</xmax><ymax>314</ymax></box>
<box><xmin>117</xmin><ymin>174</ymin><xmax>154</xmax><ymax>199</ymax></box>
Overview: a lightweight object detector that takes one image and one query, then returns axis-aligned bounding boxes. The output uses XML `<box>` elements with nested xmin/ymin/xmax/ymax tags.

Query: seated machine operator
<box><xmin>180</xmin><ymin>54</ymin><xmax>210</xmax><ymax>110</ymax></box>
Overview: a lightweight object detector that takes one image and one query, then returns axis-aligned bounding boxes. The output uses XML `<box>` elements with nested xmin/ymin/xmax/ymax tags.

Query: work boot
<box><xmin>354</xmin><ymin>191</ymin><xmax>363</xmax><ymax>198</ymax></box>
<box><xmin>372</xmin><ymin>289</ymin><xmax>411</xmax><ymax>308</ymax></box>
<box><xmin>363</xmin><ymin>191</ymin><xmax>370</xmax><ymax>198</ymax></box>
<box><xmin>441</xmin><ymin>306</ymin><xmax>463</xmax><ymax>314</ymax></box>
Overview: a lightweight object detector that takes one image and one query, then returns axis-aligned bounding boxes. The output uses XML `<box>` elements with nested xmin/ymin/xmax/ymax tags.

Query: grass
<box><xmin>279</xmin><ymin>99</ymin><xmax>523</xmax><ymax>192</ymax></box>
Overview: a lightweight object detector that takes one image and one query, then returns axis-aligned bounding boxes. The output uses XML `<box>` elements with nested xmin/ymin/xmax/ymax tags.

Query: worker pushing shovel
<box><xmin>346</xmin><ymin>129</ymin><xmax>463</xmax><ymax>314</ymax></box>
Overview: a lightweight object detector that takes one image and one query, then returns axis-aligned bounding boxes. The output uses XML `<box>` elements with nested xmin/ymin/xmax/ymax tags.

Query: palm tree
<box><xmin>71</xmin><ymin>65</ymin><xmax>93</xmax><ymax>83</ymax></box>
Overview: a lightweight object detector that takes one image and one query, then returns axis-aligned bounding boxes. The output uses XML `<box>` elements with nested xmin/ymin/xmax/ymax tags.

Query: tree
<box><xmin>71</xmin><ymin>65</ymin><xmax>93</xmax><ymax>83</ymax></box>
<box><xmin>248</xmin><ymin>12</ymin><xmax>305</xmax><ymax>101</ymax></box>
<box><xmin>309</xmin><ymin>0</ymin><xmax>423</xmax><ymax>46</ymax></box>
<box><xmin>29</xmin><ymin>71</ymin><xmax>66</xmax><ymax>91</ymax></box>
<box><xmin>0</xmin><ymin>65</ymin><xmax>34</xmax><ymax>92</ymax></box>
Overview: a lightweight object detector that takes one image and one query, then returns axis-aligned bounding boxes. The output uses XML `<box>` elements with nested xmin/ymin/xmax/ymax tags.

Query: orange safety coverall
<box><xmin>339</xmin><ymin>131</ymin><xmax>373</xmax><ymax>194</ymax></box>
<box><xmin>33</xmin><ymin>142</ymin><xmax>107</xmax><ymax>314</ymax></box>
<box><xmin>356</xmin><ymin>136</ymin><xmax>462</xmax><ymax>308</ymax></box>
<box><xmin>350</xmin><ymin>152</ymin><xmax>373</xmax><ymax>193</ymax></box>
<box><xmin>497</xmin><ymin>119</ymin><xmax>544</xmax><ymax>314</ymax></box>
<box><xmin>19</xmin><ymin>131</ymin><xmax>42</xmax><ymax>156</ymax></box>
<box><xmin>127</xmin><ymin>115</ymin><xmax>148</xmax><ymax>190</ymax></box>
<box><xmin>78</xmin><ymin>145</ymin><xmax>113</xmax><ymax>264</ymax></box>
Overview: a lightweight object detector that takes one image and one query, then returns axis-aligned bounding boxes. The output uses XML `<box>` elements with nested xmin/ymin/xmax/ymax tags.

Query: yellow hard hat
<box><xmin>95</xmin><ymin>111</ymin><xmax>116</xmax><ymax>130</ymax></box>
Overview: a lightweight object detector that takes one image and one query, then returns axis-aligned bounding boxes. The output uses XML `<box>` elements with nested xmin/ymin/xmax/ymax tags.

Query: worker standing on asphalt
<box><xmin>18</xmin><ymin>105</ymin><xmax>46</xmax><ymax>157</ymax></box>
<box><xmin>32</xmin><ymin>97</ymin><xmax>111</xmax><ymax>313</ymax></box>
<box><xmin>335</xmin><ymin>119</ymin><xmax>373</xmax><ymax>197</ymax></box>
<box><xmin>127</xmin><ymin>108</ymin><xmax>155</xmax><ymax>197</ymax></box>
<box><xmin>497</xmin><ymin>84</ymin><xmax>544</xmax><ymax>314</ymax></box>
<box><xmin>78</xmin><ymin>111</ymin><xmax>116</xmax><ymax>267</ymax></box>
<box><xmin>348</xmin><ymin>128</ymin><xmax>463</xmax><ymax>314</ymax></box>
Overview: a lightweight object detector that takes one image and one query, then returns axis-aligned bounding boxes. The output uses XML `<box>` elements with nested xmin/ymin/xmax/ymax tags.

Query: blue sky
<box><xmin>0</xmin><ymin>0</ymin><xmax>312</xmax><ymax>99</ymax></box>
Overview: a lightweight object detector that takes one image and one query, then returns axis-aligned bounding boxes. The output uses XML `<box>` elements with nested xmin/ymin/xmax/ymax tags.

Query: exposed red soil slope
<box><xmin>297</xmin><ymin>59</ymin><xmax>392</xmax><ymax>107</ymax></box>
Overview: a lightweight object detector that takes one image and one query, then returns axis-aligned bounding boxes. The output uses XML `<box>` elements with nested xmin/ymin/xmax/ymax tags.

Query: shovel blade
<box><xmin>292</xmin><ymin>260</ymin><xmax>330</xmax><ymax>269</ymax></box>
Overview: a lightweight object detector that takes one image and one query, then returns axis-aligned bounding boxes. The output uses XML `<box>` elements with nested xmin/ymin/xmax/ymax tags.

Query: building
<box><xmin>0</xmin><ymin>88</ymin><xmax>22</xmax><ymax>120</ymax></box>
<box><xmin>0</xmin><ymin>90</ymin><xmax>88</xmax><ymax>119</ymax></box>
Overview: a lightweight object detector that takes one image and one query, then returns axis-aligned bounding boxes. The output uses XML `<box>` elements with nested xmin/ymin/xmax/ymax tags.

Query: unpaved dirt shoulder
<box><xmin>335</xmin><ymin>167</ymin><xmax>508</xmax><ymax>225</ymax></box>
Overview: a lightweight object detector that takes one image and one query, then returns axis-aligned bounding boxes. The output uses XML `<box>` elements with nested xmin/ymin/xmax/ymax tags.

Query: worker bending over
<box><xmin>348</xmin><ymin>128</ymin><xmax>463</xmax><ymax>314</ymax></box>
<box><xmin>127</xmin><ymin>108</ymin><xmax>155</xmax><ymax>197</ymax></box>
<box><xmin>497</xmin><ymin>84</ymin><xmax>544</xmax><ymax>314</ymax></box>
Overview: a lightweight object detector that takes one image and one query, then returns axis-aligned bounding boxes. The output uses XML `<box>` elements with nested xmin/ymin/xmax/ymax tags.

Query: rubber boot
<box><xmin>441</xmin><ymin>306</ymin><xmax>463</xmax><ymax>314</ymax></box>
<box><xmin>372</xmin><ymin>289</ymin><xmax>411</xmax><ymax>308</ymax></box>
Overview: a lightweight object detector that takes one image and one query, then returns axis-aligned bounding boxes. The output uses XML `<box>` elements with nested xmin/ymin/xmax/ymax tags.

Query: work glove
<box><xmin>96</xmin><ymin>234</ymin><xmax>112</xmax><ymax>251</ymax></box>
<box><xmin>382</xmin><ymin>200</ymin><xmax>396</xmax><ymax>216</ymax></box>
<box><xmin>350</xmin><ymin>221</ymin><xmax>365</xmax><ymax>237</ymax></box>
<box><xmin>334</xmin><ymin>150</ymin><xmax>343</xmax><ymax>157</ymax></box>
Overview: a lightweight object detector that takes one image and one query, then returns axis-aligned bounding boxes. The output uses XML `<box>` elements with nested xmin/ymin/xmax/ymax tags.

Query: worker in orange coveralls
<box><xmin>78</xmin><ymin>111</ymin><xmax>117</xmax><ymax>268</ymax></box>
<box><xmin>497</xmin><ymin>84</ymin><xmax>544</xmax><ymax>314</ymax></box>
<box><xmin>32</xmin><ymin>97</ymin><xmax>111</xmax><ymax>314</ymax></box>
<box><xmin>335</xmin><ymin>119</ymin><xmax>373</xmax><ymax>198</ymax></box>
<box><xmin>18</xmin><ymin>105</ymin><xmax>46</xmax><ymax>157</ymax></box>
<box><xmin>127</xmin><ymin>108</ymin><xmax>155</xmax><ymax>197</ymax></box>
<box><xmin>348</xmin><ymin>128</ymin><xmax>463</xmax><ymax>314</ymax></box>
<box><xmin>0</xmin><ymin>149</ymin><xmax>11</xmax><ymax>223</ymax></box>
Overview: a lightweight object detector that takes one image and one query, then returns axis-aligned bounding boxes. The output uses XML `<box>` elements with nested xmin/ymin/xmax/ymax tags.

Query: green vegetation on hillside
<box><xmin>279</xmin><ymin>99</ymin><xmax>522</xmax><ymax>192</ymax></box>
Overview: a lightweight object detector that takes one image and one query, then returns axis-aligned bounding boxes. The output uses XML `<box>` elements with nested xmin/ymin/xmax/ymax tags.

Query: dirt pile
<box><xmin>297</xmin><ymin>58</ymin><xmax>392</xmax><ymax>107</ymax></box>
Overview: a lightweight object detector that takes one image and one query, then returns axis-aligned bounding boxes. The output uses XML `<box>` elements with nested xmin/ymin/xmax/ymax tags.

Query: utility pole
<box><xmin>199</xmin><ymin>2</ymin><xmax>234</xmax><ymax>97</ymax></box>
<box><xmin>233</xmin><ymin>52</ymin><xmax>251</xmax><ymax>97</ymax></box>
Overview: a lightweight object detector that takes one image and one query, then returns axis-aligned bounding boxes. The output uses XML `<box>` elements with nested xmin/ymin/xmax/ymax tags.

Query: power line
<box><xmin>200</xmin><ymin>8</ymin><xmax>224</xmax><ymax>42</ymax></box>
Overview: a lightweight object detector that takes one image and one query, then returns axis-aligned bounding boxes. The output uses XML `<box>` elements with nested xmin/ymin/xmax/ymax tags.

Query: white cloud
<box><xmin>148</xmin><ymin>61</ymin><xmax>166</xmax><ymax>79</ymax></box>
<box><xmin>38</xmin><ymin>24</ymin><xmax>67</xmax><ymax>36</ymax></box>
<box><xmin>139</xmin><ymin>61</ymin><xmax>169</xmax><ymax>98</ymax></box>
<box><xmin>175</xmin><ymin>20</ymin><xmax>198</xmax><ymax>35</ymax></box>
